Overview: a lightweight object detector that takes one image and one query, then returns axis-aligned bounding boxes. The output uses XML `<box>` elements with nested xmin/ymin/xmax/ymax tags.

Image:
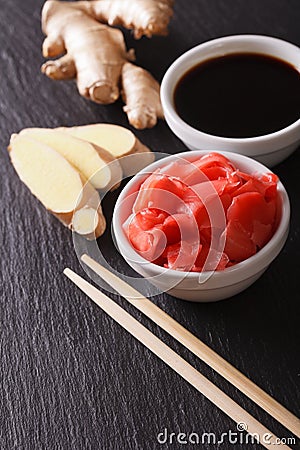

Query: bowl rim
<box><xmin>113</xmin><ymin>150</ymin><xmax>290</xmax><ymax>282</ymax></box>
<box><xmin>160</xmin><ymin>34</ymin><xmax>300</xmax><ymax>147</ymax></box>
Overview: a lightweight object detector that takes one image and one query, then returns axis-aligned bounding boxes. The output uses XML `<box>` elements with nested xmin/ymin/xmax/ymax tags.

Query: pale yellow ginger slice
<box><xmin>56</xmin><ymin>123</ymin><xmax>155</xmax><ymax>176</ymax></box>
<box><xmin>16</xmin><ymin>128</ymin><xmax>122</xmax><ymax>190</ymax></box>
<box><xmin>8</xmin><ymin>135</ymin><xmax>106</xmax><ymax>239</ymax></box>
<box><xmin>57</xmin><ymin>123</ymin><xmax>136</xmax><ymax>158</ymax></box>
<box><xmin>10</xmin><ymin>136</ymin><xmax>83</xmax><ymax>213</ymax></box>
<box><xmin>72</xmin><ymin>207</ymin><xmax>104</xmax><ymax>240</ymax></box>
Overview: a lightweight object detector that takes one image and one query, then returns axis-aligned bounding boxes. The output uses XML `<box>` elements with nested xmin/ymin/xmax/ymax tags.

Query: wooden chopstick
<box><xmin>81</xmin><ymin>254</ymin><xmax>300</xmax><ymax>439</ymax></box>
<box><xmin>64</xmin><ymin>267</ymin><xmax>290</xmax><ymax>449</ymax></box>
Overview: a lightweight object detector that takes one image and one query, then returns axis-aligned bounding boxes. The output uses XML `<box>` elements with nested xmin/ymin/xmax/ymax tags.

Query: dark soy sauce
<box><xmin>174</xmin><ymin>53</ymin><xmax>300</xmax><ymax>138</ymax></box>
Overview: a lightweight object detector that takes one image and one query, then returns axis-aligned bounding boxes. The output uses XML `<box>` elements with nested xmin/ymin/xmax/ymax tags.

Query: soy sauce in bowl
<box><xmin>174</xmin><ymin>53</ymin><xmax>300</xmax><ymax>138</ymax></box>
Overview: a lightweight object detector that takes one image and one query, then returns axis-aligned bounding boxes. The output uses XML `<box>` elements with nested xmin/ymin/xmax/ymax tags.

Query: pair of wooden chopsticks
<box><xmin>64</xmin><ymin>255</ymin><xmax>300</xmax><ymax>449</ymax></box>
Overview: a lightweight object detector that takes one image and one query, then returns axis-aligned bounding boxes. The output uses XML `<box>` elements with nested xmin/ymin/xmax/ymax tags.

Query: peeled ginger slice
<box><xmin>56</xmin><ymin>123</ymin><xmax>136</xmax><ymax>158</ymax></box>
<box><xmin>56</xmin><ymin>123</ymin><xmax>155</xmax><ymax>176</ymax></box>
<box><xmin>9</xmin><ymin>135</ymin><xmax>83</xmax><ymax>213</ymax></box>
<box><xmin>18</xmin><ymin>128</ymin><xmax>122</xmax><ymax>190</ymax></box>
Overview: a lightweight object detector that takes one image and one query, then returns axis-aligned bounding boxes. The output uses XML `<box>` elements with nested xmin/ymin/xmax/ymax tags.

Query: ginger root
<box><xmin>122</xmin><ymin>62</ymin><xmax>164</xmax><ymax>129</ymax></box>
<box><xmin>8</xmin><ymin>135</ymin><xmax>106</xmax><ymax>239</ymax></box>
<box><xmin>41</xmin><ymin>0</ymin><xmax>173</xmax><ymax>128</ymax></box>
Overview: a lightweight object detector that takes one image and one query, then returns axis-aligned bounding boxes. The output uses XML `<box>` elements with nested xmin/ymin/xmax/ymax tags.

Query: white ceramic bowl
<box><xmin>112</xmin><ymin>151</ymin><xmax>290</xmax><ymax>302</ymax></box>
<box><xmin>161</xmin><ymin>35</ymin><xmax>300</xmax><ymax>167</ymax></box>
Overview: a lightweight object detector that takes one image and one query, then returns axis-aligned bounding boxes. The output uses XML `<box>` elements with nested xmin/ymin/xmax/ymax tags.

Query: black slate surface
<box><xmin>1</xmin><ymin>1</ymin><xmax>300</xmax><ymax>449</ymax></box>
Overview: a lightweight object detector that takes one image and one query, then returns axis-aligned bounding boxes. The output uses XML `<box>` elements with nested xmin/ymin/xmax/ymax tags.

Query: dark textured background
<box><xmin>1</xmin><ymin>1</ymin><xmax>300</xmax><ymax>449</ymax></box>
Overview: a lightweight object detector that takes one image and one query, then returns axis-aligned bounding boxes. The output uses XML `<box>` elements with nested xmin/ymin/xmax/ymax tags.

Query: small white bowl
<box><xmin>112</xmin><ymin>151</ymin><xmax>290</xmax><ymax>302</ymax></box>
<box><xmin>161</xmin><ymin>35</ymin><xmax>300</xmax><ymax>167</ymax></box>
